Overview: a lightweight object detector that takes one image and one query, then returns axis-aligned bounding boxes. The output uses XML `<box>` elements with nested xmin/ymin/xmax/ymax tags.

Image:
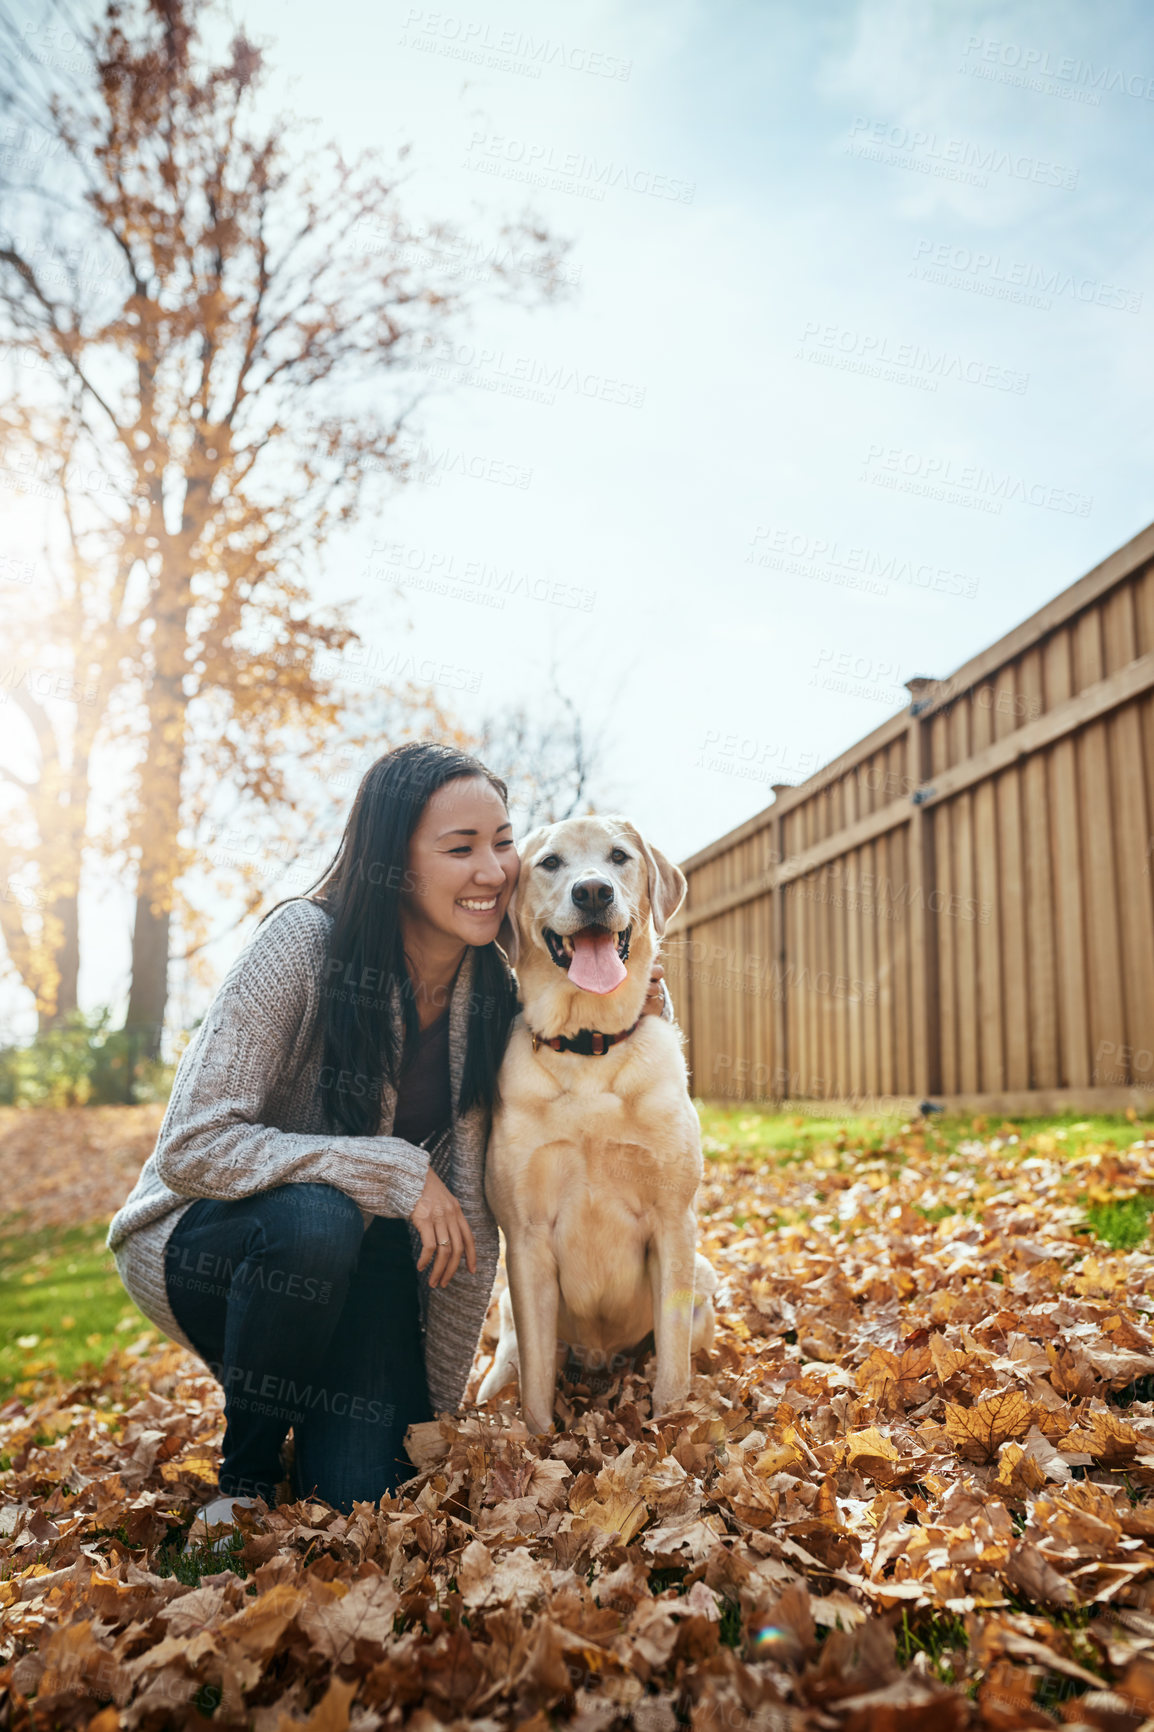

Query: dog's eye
<box><xmin>538</xmin><ymin>854</ymin><xmax>562</xmax><ymax>871</ymax></box>
<box><xmin>610</xmin><ymin>848</ymin><xmax>630</xmax><ymax>865</ymax></box>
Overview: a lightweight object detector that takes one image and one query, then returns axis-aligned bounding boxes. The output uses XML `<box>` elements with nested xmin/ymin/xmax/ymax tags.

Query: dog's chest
<box><xmin>502</xmin><ymin>1091</ymin><xmax>694</xmax><ymax>1226</ymax></box>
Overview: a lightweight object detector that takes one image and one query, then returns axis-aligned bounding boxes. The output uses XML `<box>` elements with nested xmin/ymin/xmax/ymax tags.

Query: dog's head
<box><xmin>499</xmin><ymin>815</ymin><xmax>686</xmax><ymax>1035</ymax></box>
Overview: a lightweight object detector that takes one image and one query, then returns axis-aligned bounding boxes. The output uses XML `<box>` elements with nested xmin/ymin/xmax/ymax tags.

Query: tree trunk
<box><xmin>120</xmin><ymin>513</ymin><xmax>199</xmax><ymax>1056</ymax></box>
<box><xmin>124</xmin><ymin>893</ymin><xmax>172</xmax><ymax>1059</ymax></box>
<box><xmin>36</xmin><ymin>891</ymin><xmax>80</xmax><ymax>1031</ymax></box>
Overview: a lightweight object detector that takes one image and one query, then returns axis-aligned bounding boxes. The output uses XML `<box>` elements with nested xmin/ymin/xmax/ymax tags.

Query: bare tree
<box><xmin>475</xmin><ymin>674</ymin><xmax>612</xmax><ymax>832</ymax></box>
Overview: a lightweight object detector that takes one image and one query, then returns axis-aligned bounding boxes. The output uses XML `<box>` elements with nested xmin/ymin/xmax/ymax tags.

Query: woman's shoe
<box><xmin>183</xmin><ymin>1493</ymin><xmax>262</xmax><ymax>1558</ymax></box>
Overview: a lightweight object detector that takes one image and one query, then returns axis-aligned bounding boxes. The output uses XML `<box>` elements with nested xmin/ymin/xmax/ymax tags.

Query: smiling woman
<box><xmin>104</xmin><ymin>744</ymin><xmax>523</xmax><ymax>1532</ymax></box>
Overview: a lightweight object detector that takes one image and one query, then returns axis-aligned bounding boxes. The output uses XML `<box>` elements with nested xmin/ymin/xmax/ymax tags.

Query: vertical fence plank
<box><xmin>905</xmin><ymin>687</ymin><xmax>938</xmax><ymax>1100</ymax></box>
<box><xmin>1109</xmin><ymin>702</ymin><xmax>1154</xmax><ymax>1088</ymax></box>
<box><xmin>1045</xmin><ymin>630</ymin><xmax>1090</xmax><ymax>1087</ymax></box>
<box><xmin>954</xmin><ymin>790</ymin><xmax>979</xmax><ymax>1094</ymax></box>
<box><xmin>862</xmin><ymin>838</ymin><xmax>880</xmax><ymax>1098</ymax></box>
<box><xmin>998</xmin><ymin>765</ymin><xmax>1030</xmax><ymax>1092</ymax></box>
<box><xmin>973</xmin><ymin>775</ymin><xmax>1004</xmax><ymax>1093</ymax></box>
<box><xmin>1017</xmin><ymin>646</ymin><xmax>1058</xmax><ymax>1089</ymax></box>
<box><xmin>877</xmin><ymin>830</ymin><xmax>896</xmax><ymax>1097</ymax></box>
<box><xmin>936</xmin><ymin>802</ymin><xmax>957</xmax><ymax>1095</ymax></box>
<box><xmin>892</xmin><ymin>822</ymin><xmax>914</xmax><ymax>1095</ymax></box>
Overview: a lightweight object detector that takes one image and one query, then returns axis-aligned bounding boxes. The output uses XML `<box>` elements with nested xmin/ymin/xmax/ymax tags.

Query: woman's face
<box><xmin>401</xmin><ymin>775</ymin><xmax>520</xmax><ymax>953</ymax></box>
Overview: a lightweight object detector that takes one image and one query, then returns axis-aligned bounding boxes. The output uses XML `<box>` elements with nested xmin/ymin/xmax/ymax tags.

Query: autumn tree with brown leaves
<box><xmin>0</xmin><ymin>0</ymin><xmax>566</xmax><ymax>1054</ymax></box>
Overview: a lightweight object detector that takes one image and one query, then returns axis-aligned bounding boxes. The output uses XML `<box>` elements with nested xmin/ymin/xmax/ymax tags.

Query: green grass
<box><xmin>697</xmin><ymin>1105</ymin><xmax>903</xmax><ymax>1162</ymax></box>
<box><xmin>0</xmin><ymin>1219</ymin><xmax>150</xmax><ymax>1400</ymax></box>
<box><xmin>718</xmin><ymin>1595</ymin><xmax>743</xmax><ymax>1648</ymax></box>
<box><xmin>1083</xmin><ymin>1194</ymin><xmax>1154</xmax><ymax>1250</ymax></box>
<box><xmin>697</xmin><ymin>1103</ymin><xmax>1150</xmax><ymax>1167</ymax></box>
<box><xmin>896</xmin><ymin>1607</ymin><xmax>969</xmax><ymax>1682</ymax></box>
<box><xmin>153</xmin><ymin>1528</ymin><xmax>248</xmax><ymax>1585</ymax></box>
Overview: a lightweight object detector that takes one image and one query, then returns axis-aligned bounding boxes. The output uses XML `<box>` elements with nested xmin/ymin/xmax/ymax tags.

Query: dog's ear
<box><xmin>616</xmin><ymin>821</ymin><xmax>686</xmax><ymax>938</ymax></box>
<box><xmin>497</xmin><ymin>825</ymin><xmax>547</xmax><ymax>967</ymax></box>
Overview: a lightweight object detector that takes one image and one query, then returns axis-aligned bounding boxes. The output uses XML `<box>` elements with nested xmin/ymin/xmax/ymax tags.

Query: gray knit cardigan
<box><xmin>106</xmin><ymin>897</ymin><xmax>504</xmax><ymax>1415</ymax></box>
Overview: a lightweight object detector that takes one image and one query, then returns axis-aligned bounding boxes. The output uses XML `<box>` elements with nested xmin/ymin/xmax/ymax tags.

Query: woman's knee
<box><xmin>256</xmin><ymin>1182</ymin><xmax>365</xmax><ymax>1273</ymax></box>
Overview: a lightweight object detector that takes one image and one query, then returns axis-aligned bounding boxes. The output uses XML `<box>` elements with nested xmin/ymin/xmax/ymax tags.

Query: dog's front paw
<box><xmin>650</xmin><ymin>1380</ymin><xmax>690</xmax><ymax>1417</ymax></box>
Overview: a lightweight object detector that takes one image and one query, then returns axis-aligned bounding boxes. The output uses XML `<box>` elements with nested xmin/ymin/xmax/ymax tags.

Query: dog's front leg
<box><xmin>505</xmin><ymin>1234</ymin><xmax>560</xmax><ymax>1436</ymax></box>
<box><xmin>648</xmin><ymin>1215</ymin><xmax>697</xmax><ymax>1415</ymax></box>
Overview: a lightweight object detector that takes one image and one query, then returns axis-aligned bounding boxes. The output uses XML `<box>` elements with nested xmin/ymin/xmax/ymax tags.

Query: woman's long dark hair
<box><xmin>261</xmin><ymin>742</ymin><xmax>518</xmax><ymax>1136</ymax></box>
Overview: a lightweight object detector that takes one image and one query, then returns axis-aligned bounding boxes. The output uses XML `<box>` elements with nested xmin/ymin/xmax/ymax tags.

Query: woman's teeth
<box><xmin>458</xmin><ymin>897</ymin><xmax>498</xmax><ymax>911</ymax></box>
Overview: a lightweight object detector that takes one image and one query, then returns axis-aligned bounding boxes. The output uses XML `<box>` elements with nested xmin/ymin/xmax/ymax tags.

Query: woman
<box><xmin>107</xmin><ymin>742</ymin><xmax>670</xmax><ymax>1531</ymax></box>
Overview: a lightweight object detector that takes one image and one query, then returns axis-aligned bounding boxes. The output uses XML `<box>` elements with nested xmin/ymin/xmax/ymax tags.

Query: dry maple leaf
<box><xmin>568</xmin><ymin>1472</ymin><xmax>649</xmax><ymax>1546</ymax></box>
<box><xmin>994</xmin><ymin>1442</ymin><xmax>1048</xmax><ymax>1498</ymax></box>
<box><xmin>298</xmin><ymin>1572</ymin><xmax>400</xmax><ymax>1664</ymax></box>
<box><xmin>943</xmin><ymin>1391</ymin><xmax>1033</xmax><ymax>1462</ymax></box>
<box><xmin>844</xmin><ymin>1427</ymin><xmax>900</xmax><ymax>1471</ymax></box>
<box><xmin>1059</xmin><ymin>1410</ymin><xmax>1145</xmax><ymax>1469</ymax></box>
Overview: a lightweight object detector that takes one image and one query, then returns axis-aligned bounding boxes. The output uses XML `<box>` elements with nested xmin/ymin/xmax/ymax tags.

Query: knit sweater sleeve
<box><xmin>147</xmin><ymin>899</ymin><xmax>430</xmax><ymax>1224</ymax></box>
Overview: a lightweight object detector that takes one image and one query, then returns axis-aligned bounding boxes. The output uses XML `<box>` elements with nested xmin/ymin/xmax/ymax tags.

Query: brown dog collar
<box><xmin>530</xmin><ymin>1015</ymin><xmax>643</xmax><ymax>1057</ymax></box>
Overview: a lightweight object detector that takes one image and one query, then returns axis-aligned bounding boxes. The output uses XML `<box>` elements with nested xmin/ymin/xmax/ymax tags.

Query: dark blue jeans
<box><xmin>164</xmin><ymin>1182</ymin><xmax>431</xmax><ymax>1514</ymax></box>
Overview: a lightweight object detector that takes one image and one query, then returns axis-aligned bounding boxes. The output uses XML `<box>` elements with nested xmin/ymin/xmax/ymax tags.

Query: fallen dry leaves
<box><xmin>0</xmin><ymin>1107</ymin><xmax>166</xmax><ymax>1235</ymax></box>
<box><xmin>2</xmin><ymin>1116</ymin><xmax>1154</xmax><ymax>1730</ymax></box>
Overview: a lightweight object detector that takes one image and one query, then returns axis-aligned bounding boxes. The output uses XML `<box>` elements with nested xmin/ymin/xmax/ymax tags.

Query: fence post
<box><xmin>770</xmin><ymin>790</ymin><xmax>788</xmax><ymax>1104</ymax></box>
<box><xmin>905</xmin><ymin>679</ymin><xmax>940</xmax><ymax>1102</ymax></box>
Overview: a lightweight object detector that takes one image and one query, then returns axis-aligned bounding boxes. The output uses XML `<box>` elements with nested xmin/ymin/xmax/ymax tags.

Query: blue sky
<box><xmin>5</xmin><ymin>0</ymin><xmax>1154</xmax><ymax>1030</ymax></box>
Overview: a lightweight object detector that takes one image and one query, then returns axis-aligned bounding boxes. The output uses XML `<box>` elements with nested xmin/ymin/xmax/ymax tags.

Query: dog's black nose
<box><xmin>572</xmin><ymin>876</ymin><xmax>614</xmax><ymax>909</ymax></box>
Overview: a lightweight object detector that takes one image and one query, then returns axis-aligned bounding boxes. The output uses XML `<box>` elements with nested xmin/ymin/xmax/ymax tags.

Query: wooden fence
<box><xmin>664</xmin><ymin>520</ymin><xmax>1154</xmax><ymax>1116</ymax></box>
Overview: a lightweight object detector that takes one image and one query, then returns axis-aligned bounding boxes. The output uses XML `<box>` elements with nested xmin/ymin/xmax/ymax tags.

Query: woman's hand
<box><xmin>640</xmin><ymin>959</ymin><xmax>667</xmax><ymax>1018</ymax></box>
<box><xmin>411</xmin><ymin>1169</ymin><xmax>477</xmax><ymax>1289</ymax></box>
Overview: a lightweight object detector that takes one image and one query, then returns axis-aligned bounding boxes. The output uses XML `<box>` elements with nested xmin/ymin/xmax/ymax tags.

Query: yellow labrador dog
<box><xmin>479</xmin><ymin>815</ymin><xmax>717</xmax><ymax>1434</ymax></box>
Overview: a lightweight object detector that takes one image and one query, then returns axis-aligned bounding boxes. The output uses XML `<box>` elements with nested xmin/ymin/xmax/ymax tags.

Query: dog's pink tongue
<box><xmin>568</xmin><ymin>931</ymin><xmax>627</xmax><ymax>994</ymax></box>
